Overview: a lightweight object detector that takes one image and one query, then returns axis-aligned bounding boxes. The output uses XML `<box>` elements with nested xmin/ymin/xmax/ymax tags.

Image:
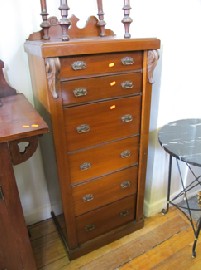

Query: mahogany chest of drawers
<box><xmin>25</xmin><ymin>15</ymin><xmax>160</xmax><ymax>259</ymax></box>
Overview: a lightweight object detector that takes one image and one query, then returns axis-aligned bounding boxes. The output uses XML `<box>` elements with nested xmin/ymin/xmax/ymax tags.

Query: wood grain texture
<box><xmin>59</xmin><ymin>51</ymin><xmax>143</xmax><ymax>79</ymax></box>
<box><xmin>64</xmin><ymin>96</ymin><xmax>141</xmax><ymax>151</ymax></box>
<box><xmin>61</xmin><ymin>72</ymin><xmax>142</xmax><ymax>105</ymax></box>
<box><xmin>24</xmin><ymin>38</ymin><xmax>160</xmax><ymax>58</ymax></box>
<box><xmin>48</xmin><ymin>94</ymin><xmax>78</xmax><ymax>249</ymax></box>
<box><xmin>0</xmin><ymin>60</ymin><xmax>48</xmax><ymax>269</ymax></box>
<box><xmin>25</xmin><ymin>23</ymin><xmax>160</xmax><ymax>257</ymax></box>
<box><xmin>136</xmin><ymin>50</ymin><xmax>153</xmax><ymax>222</ymax></box>
<box><xmin>0</xmin><ymin>143</ymin><xmax>37</xmax><ymax>270</ymax></box>
<box><xmin>68</xmin><ymin>136</ymin><xmax>139</xmax><ymax>183</ymax></box>
<box><xmin>72</xmin><ymin>166</ymin><xmax>138</xmax><ymax>216</ymax></box>
<box><xmin>28</xmin><ymin>15</ymin><xmax>114</xmax><ymax>42</ymax></box>
<box><xmin>76</xmin><ymin>196</ymin><xmax>136</xmax><ymax>244</ymax></box>
<box><xmin>0</xmin><ymin>94</ymin><xmax>48</xmax><ymax>142</ymax></box>
<box><xmin>29</xmin><ymin>207</ymin><xmax>198</xmax><ymax>270</ymax></box>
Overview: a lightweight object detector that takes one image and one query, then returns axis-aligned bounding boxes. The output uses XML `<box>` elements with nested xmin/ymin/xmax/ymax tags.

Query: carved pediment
<box><xmin>28</xmin><ymin>15</ymin><xmax>114</xmax><ymax>41</ymax></box>
<box><xmin>28</xmin><ymin>0</ymin><xmax>134</xmax><ymax>41</ymax></box>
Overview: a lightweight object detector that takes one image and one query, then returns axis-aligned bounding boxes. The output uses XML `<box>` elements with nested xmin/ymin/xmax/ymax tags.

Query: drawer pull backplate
<box><xmin>119</xmin><ymin>210</ymin><xmax>130</xmax><ymax>217</ymax></box>
<box><xmin>85</xmin><ymin>224</ymin><xmax>96</xmax><ymax>232</ymax></box>
<box><xmin>121</xmin><ymin>81</ymin><xmax>134</xmax><ymax>89</ymax></box>
<box><xmin>120</xmin><ymin>180</ymin><xmax>131</xmax><ymax>189</ymax></box>
<box><xmin>73</xmin><ymin>88</ymin><xmax>87</xmax><ymax>97</ymax></box>
<box><xmin>121</xmin><ymin>114</ymin><xmax>133</xmax><ymax>123</ymax></box>
<box><xmin>80</xmin><ymin>162</ymin><xmax>91</xmax><ymax>171</ymax></box>
<box><xmin>121</xmin><ymin>57</ymin><xmax>134</xmax><ymax>65</ymax></box>
<box><xmin>76</xmin><ymin>124</ymin><xmax>90</xmax><ymax>133</ymax></box>
<box><xmin>120</xmin><ymin>150</ymin><xmax>131</xmax><ymax>158</ymax></box>
<box><xmin>83</xmin><ymin>194</ymin><xmax>94</xmax><ymax>202</ymax></box>
<box><xmin>71</xmin><ymin>61</ymin><xmax>87</xmax><ymax>70</ymax></box>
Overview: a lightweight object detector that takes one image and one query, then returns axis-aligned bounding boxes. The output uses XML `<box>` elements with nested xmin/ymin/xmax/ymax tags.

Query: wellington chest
<box><xmin>24</xmin><ymin>0</ymin><xmax>160</xmax><ymax>259</ymax></box>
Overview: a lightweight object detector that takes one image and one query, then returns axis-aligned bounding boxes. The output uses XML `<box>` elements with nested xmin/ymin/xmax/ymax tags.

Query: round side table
<box><xmin>158</xmin><ymin>118</ymin><xmax>201</xmax><ymax>258</ymax></box>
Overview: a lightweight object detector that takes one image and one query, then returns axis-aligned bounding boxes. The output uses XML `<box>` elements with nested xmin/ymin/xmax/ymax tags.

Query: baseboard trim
<box><xmin>144</xmin><ymin>198</ymin><xmax>165</xmax><ymax>217</ymax></box>
<box><xmin>24</xmin><ymin>201</ymin><xmax>62</xmax><ymax>225</ymax></box>
<box><xmin>144</xmin><ymin>189</ymin><xmax>198</xmax><ymax>217</ymax></box>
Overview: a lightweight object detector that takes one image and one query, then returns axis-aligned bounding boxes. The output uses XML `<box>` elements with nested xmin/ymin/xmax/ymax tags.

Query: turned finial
<box><xmin>59</xmin><ymin>0</ymin><xmax>71</xmax><ymax>41</ymax></box>
<box><xmin>40</xmin><ymin>0</ymin><xmax>50</xmax><ymax>40</ymax></box>
<box><xmin>122</xmin><ymin>0</ymin><xmax>133</xmax><ymax>39</ymax></box>
<box><xmin>96</xmin><ymin>0</ymin><xmax>106</xmax><ymax>37</ymax></box>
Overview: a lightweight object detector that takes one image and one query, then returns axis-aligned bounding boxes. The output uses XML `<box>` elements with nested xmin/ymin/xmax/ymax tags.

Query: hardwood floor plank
<box><xmin>153</xmin><ymin>241</ymin><xmax>201</xmax><ymax>270</ymax></box>
<box><xmin>65</xmin><ymin>213</ymin><xmax>190</xmax><ymax>270</ymax></box>
<box><xmin>30</xmin><ymin>207</ymin><xmax>199</xmax><ymax>270</ymax></box>
<box><xmin>31</xmin><ymin>230</ymin><xmax>69</xmax><ymax>269</ymax></box>
<box><xmin>39</xmin><ymin>256</ymin><xmax>69</xmax><ymax>270</ymax></box>
<box><xmin>29</xmin><ymin>219</ymin><xmax>56</xmax><ymax>241</ymax></box>
<box><xmin>120</xmin><ymin>227</ymin><xmax>195</xmax><ymax>270</ymax></box>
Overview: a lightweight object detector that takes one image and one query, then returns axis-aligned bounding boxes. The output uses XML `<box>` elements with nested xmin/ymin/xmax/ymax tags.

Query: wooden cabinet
<box><xmin>25</xmin><ymin>11</ymin><xmax>160</xmax><ymax>259</ymax></box>
<box><xmin>0</xmin><ymin>60</ymin><xmax>48</xmax><ymax>269</ymax></box>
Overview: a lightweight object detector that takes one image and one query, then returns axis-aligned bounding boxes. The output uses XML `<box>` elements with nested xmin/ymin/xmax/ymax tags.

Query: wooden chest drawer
<box><xmin>76</xmin><ymin>195</ymin><xmax>136</xmax><ymax>244</ymax></box>
<box><xmin>60</xmin><ymin>51</ymin><xmax>143</xmax><ymax>79</ymax></box>
<box><xmin>64</xmin><ymin>95</ymin><xmax>141</xmax><ymax>152</ymax></box>
<box><xmin>72</xmin><ymin>166</ymin><xmax>138</xmax><ymax>216</ymax></box>
<box><xmin>61</xmin><ymin>72</ymin><xmax>142</xmax><ymax>105</ymax></box>
<box><xmin>68</xmin><ymin>136</ymin><xmax>139</xmax><ymax>184</ymax></box>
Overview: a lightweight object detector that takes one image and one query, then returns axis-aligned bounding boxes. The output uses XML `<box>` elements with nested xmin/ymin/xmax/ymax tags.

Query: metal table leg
<box><xmin>162</xmin><ymin>154</ymin><xmax>172</xmax><ymax>215</ymax></box>
<box><xmin>192</xmin><ymin>217</ymin><xmax>201</xmax><ymax>258</ymax></box>
<box><xmin>171</xmin><ymin>160</ymin><xmax>201</xmax><ymax>258</ymax></box>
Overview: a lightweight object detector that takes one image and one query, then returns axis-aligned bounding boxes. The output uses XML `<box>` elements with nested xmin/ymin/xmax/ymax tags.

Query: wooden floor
<box><xmin>29</xmin><ymin>207</ymin><xmax>201</xmax><ymax>270</ymax></box>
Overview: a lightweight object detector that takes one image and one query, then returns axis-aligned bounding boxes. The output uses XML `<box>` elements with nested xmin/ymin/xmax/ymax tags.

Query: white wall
<box><xmin>1</xmin><ymin>0</ymin><xmax>201</xmax><ymax>224</ymax></box>
<box><xmin>144</xmin><ymin>0</ymin><xmax>201</xmax><ymax>216</ymax></box>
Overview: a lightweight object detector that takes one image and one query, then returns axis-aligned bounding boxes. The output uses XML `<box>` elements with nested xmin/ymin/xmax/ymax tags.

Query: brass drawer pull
<box><xmin>83</xmin><ymin>194</ymin><xmax>94</xmax><ymax>202</ymax></box>
<box><xmin>119</xmin><ymin>210</ymin><xmax>130</xmax><ymax>217</ymax></box>
<box><xmin>120</xmin><ymin>150</ymin><xmax>131</xmax><ymax>158</ymax></box>
<box><xmin>76</xmin><ymin>124</ymin><xmax>90</xmax><ymax>133</ymax></box>
<box><xmin>73</xmin><ymin>88</ymin><xmax>87</xmax><ymax>97</ymax></box>
<box><xmin>85</xmin><ymin>224</ymin><xmax>96</xmax><ymax>232</ymax></box>
<box><xmin>71</xmin><ymin>61</ymin><xmax>87</xmax><ymax>70</ymax></box>
<box><xmin>121</xmin><ymin>81</ymin><xmax>134</xmax><ymax>89</ymax></box>
<box><xmin>120</xmin><ymin>180</ymin><xmax>131</xmax><ymax>189</ymax></box>
<box><xmin>80</xmin><ymin>162</ymin><xmax>91</xmax><ymax>171</ymax></box>
<box><xmin>121</xmin><ymin>114</ymin><xmax>133</xmax><ymax>123</ymax></box>
<box><xmin>121</xmin><ymin>57</ymin><xmax>134</xmax><ymax>65</ymax></box>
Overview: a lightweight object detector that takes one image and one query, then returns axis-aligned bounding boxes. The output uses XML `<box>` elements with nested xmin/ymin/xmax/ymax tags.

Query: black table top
<box><xmin>158</xmin><ymin>119</ymin><xmax>201</xmax><ymax>167</ymax></box>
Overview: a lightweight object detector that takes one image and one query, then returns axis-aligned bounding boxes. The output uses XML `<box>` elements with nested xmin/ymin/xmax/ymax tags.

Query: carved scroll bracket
<box><xmin>148</xmin><ymin>50</ymin><xmax>159</xmax><ymax>84</ymax></box>
<box><xmin>9</xmin><ymin>137</ymin><xmax>39</xmax><ymax>165</ymax></box>
<box><xmin>45</xmin><ymin>58</ymin><xmax>61</xmax><ymax>98</ymax></box>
